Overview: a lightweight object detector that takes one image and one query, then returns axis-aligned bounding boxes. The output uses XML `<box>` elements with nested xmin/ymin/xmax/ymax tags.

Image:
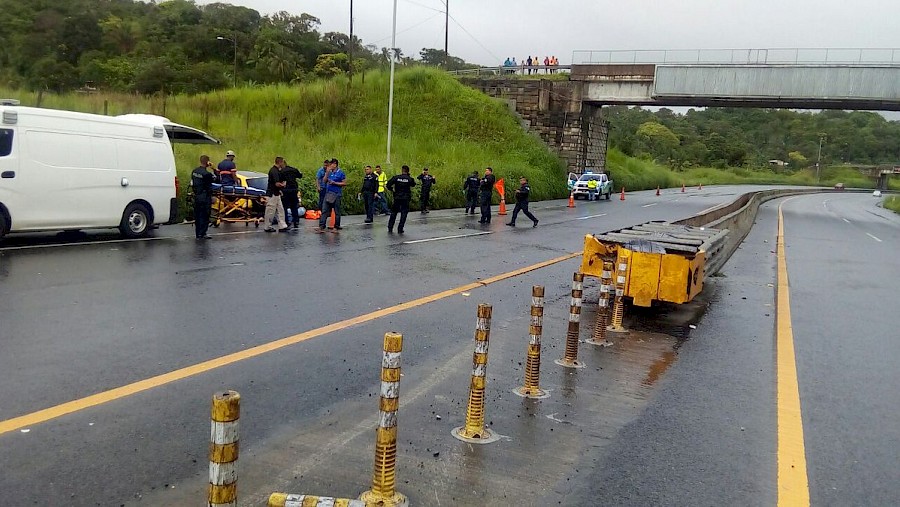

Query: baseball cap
<box><xmin>225</xmin><ymin>150</ymin><xmax>235</xmax><ymax>156</ymax></box>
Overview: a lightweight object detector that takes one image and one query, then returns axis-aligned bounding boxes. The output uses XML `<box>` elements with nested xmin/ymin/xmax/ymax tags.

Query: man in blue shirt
<box><xmin>217</xmin><ymin>150</ymin><xmax>237</xmax><ymax>186</ymax></box>
<box><xmin>315</xmin><ymin>159</ymin><xmax>329</xmax><ymax>210</ymax></box>
<box><xmin>316</xmin><ymin>158</ymin><xmax>347</xmax><ymax>232</ymax></box>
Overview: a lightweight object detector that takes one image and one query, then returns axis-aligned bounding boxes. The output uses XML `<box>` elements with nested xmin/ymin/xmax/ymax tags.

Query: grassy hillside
<box><xmin>3</xmin><ymin>68</ymin><xmax>568</xmax><ymax>215</ymax></box>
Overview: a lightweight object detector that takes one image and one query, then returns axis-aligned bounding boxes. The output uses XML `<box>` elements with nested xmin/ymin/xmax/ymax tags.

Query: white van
<box><xmin>0</xmin><ymin>102</ymin><xmax>218</xmax><ymax>239</ymax></box>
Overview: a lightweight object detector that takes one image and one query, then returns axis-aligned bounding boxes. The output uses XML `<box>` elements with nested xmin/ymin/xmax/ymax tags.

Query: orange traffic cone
<box><xmin>328</xmin><ymin>209</ymin><xmax>335</xmax><ymax>228</ymax></box>
<box><xmin>681</xmin><ymin>183</ymin><xmax>686</xmax><ymax>193</ymax></box>
<box><xmin>498</xmin><ymin>197</ymin><xmax>508</xmax><ymax>215</ymax></box>
<box><xmin>620</xmin><ymin>187</ymin><xmax>626</xmax><ymax>201</ymax></box>
<box><xmin>568</xmin><ymin>192</ymin><xmax>575</xmax><ymax>208</ymax></box>
<box><xmin>656</xmin><ymin>186</ymin><xmax>660</xmax><ymax>196</ymax></box>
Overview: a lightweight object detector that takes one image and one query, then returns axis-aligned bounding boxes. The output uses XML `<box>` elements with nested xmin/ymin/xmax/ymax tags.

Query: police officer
<box><xmin>463</xmin><ymin>170</ymin><xmax>480</xmax><ymax>214</ymax></box>
<box><xmin>417</xmin><ymin>167</ymin><xmax>436</xmax><ymax>213</ymax></box>
<box><xmin>191</xmin><ymin>154</ymin><xmax>215</xmax><ymax>239</ymax></box>
<box><xmin>478</xmin><ymin>167</ymin><xmax>496</xmax><ymax>224</ymax></box>
<box><xmin>361</xmin><ymin>165</ymin><xmax>378</xmax><ymax>223</ymax></box>
<box><xmin>506</xmin><ymin>176</ymin><xmax>539</xmax><ymax>228</ymax></box>
<box><xmin>386</xmin><ymin>165</ymin><xmax>416</xmax><ymax>234</ymax></box>
<box><xmin>375</xmin><ymin>165</ymin><xmax>390</xmax><ymax>215</ymax></box>
<box><xmin>280</xmin><ymin>162</ymin><xmax>303</xmax><ymax>228</ymax></box>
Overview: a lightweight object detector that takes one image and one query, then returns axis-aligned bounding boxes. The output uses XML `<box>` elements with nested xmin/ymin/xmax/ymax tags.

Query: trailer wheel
<box><xmin>119</xmin><ymin>203</ymin><xmax>151</xmax><ymax>238</ymax></box>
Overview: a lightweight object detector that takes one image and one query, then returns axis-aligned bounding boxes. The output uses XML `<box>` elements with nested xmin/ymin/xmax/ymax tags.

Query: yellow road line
<box><xmin>0</xmin><ymin>252</ymin><xmax>581</xmax><ymax>436</ymax></box>
<box><xmin>776</xmin><ymin>201</ymin><xmax>810</xmax><ymax>506</ymax></box>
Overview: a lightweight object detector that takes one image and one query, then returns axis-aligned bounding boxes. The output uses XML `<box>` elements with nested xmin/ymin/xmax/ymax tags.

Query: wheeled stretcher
<box><xmin>210</xmin><ymin>183</ymin><xmax>267</xmax><ymax>228</ymax></box>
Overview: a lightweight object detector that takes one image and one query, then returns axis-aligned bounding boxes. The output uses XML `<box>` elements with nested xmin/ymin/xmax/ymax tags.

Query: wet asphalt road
<box><xmin>0</xmin><ymin>187</ymin><xmax>897</xmax><ymax>506</ymax></box>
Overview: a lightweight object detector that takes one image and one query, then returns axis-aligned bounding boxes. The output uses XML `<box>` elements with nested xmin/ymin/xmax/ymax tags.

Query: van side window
<box><xmin>0</xmin><ymin>129</ymin><xmax>12</xmax><ymax>157</ymax></box>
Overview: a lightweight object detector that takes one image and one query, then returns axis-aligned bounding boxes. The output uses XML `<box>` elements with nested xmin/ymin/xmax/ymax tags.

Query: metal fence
<box><xmin>571</xmin><ymin>48</ymin><xmax>900</xmax><ymax>66</ymax></box>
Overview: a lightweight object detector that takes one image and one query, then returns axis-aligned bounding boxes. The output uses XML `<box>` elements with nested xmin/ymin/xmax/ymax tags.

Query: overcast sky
<box><xmin>195</xmin><ymin>0</ymin><xmax>900</xmax><ymax>65</ymax></box>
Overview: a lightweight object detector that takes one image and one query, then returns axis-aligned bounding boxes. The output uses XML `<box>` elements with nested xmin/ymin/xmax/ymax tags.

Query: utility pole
<box><xmin>349</xmin><ymin>0</ymin><xmax>354</xmax><ymax>84</ymax></box>
<box><xmin>216</xmin><ymin>35</ymin><xmax>238</xmax><ymax>87</ymax></box>
<box><xmin>386</xmin><ymin>0</ymin><xmax>398</xmax><ymax>165</ymax></box>
<box><xmin>444</xmin><ymin>0</ymin><xmax>449</xmax><ymax>65</ymax></box>
<box><xmin>816</xmin><ymin>133</ymin><xmax>826</xmax><ymax>184</ymax></box>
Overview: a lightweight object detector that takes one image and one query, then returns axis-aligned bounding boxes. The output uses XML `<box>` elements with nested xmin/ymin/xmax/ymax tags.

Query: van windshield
<box><xmin>0</xmin><ymin>129</ymin><xmax>12</xmax><ymax>157</ymax></box>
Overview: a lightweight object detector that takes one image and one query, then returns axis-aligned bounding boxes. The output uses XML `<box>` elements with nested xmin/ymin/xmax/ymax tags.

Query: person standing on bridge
<box><xmin>479</xmin><ymin>167</ymin><xmax>496</xmax><ymax>224</ymax></box>
<box><xmin>387</xmin><ymin>165</ymin><xmax>416</xmax><ymax>234</ymax></box>
<box><xmin>463</xmin><ymin>170</ymin><xmax>480</xmax><ymax>214</ymax></box>
<box><xmin>191</xmin><ymin>155</ymin><xmax>215</xmax><ymax>240</ymax></box>
<box><xmin>417</xmin><ymin>167</ymin><xmax>436</xmax><ymax>213</ymax></box>
<box><xmin>506</xmin><ymin>176</ymin><xmax>539</xmax><ymax>228</ymax></box>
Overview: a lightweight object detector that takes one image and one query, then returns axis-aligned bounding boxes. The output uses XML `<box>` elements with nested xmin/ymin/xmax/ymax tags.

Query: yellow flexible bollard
<box><xmin>208</xmin><ymin>390</ymin><xmax>240</xmax><ymax>507</ymax></box>
<box><xmin>452</xmin><ymin>304</ymin><xmax>500</xmax><ymax>443</ymax></box>
<box><xmin>556</xmin><ymin>272</ymin><xmax>587</xmax><ymax>368</ymax></box>
<box><xmin>607</xmin><ymin>253</ymin><xmax>630</xmax><ymax>334</ymax></box>
<box><xmin>514</xmin><ymin>286</ymin><xmax>550</xmax><ymax>399</ymax></box>
<box><xmin>586</xmin><ymin>260</ymin><xmax>614</xmax><ymax>347</ymax></box>
<box><xmin>268</xmin><ymin>493</ymin><xmax>366</xmax><ymax>507</ymax></box>
<box><xmin>359</xmin><ymin>332</ymin><xmax>408</xmax><ymax>507</ymax></box>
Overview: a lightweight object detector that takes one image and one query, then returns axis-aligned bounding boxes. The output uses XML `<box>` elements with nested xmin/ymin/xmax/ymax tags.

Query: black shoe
<box><xmin>506</xmin><ymin>222</ymin><xmax>515</xmax><ymax>227</ymax></box>
<box><xmin>533</xmin><ymin>220</ymin><xmax>539</xmax><ymax>228</ymax></box>
<box><xmin>424</xmin><ymin>209</ymin><xmax>430</xmax><ymax>213</ymax></box>
<box><xmin>364</xmin><ymin>219</ymin><xmax>373</xmax><ymax>223</ymax></box>
<box><xmin>293</xmin><ymin>223</ymin><xmax>299</xmax><ymax>229</ymax></box>
<box><xmin>387</xmin><ymin>228</ymin><xmax>394</xmax><ymax>233</ymax></box>
<box><xmin>278</xmin><ymin>227</ymin><xmax>290</xmax><ymax>232</ymax></box>
<box><xmin>264</xmin><ymin>228</ymin><xmax>276</xmax><ymax>233</ymax></box>
<box><xmin>334</xmin><ymin>226</ymin><xmax>343</xmax><ymax>230</ymax></box>
<box><xmin>398</xmin><ymin>229</ymin><xmax>404</xmax><ymax>234</ymax></box>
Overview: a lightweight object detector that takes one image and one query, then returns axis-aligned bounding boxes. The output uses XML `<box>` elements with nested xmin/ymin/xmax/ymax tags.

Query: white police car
<box><xmin>568</xmin><ymin>171</ymin><xmax>613</xmax><ymax>200</ymax></box>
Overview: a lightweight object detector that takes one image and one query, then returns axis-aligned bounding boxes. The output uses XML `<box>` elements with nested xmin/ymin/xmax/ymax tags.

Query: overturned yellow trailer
<box><xmin>581</xmin><ymin>221</ymin><xmax>728</xmax><ymax>307</ymax></box>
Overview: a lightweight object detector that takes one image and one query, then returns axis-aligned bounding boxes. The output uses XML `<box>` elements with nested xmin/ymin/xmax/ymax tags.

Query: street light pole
<box><xmin>386</xmin><ymin>0</ymin><xmax>397</xmax><ymax>165</ymax></box>
<box><xmin>217</xmin><ymin>36</ymin><xmax>238</xmax><ymax>88</ymax></box>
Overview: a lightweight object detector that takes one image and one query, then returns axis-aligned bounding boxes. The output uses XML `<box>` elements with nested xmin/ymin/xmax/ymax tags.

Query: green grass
<box><xmin>884</xmin><ymin>195</ymin><xmax>900</xmax><ymax>213</ymax></box>
<box><xmin>2</xmin><ymin>68</ymin><xmax>568</xmax><ymax>216</ymax></box>
<box><xmin>606</xmin><ymin>148</ymin><xmax>885</xmax><ymax>191</ymax></box>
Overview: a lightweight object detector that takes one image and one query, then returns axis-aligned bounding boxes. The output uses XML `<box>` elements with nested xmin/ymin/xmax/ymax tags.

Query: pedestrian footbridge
<box><xmin>571</xmin><ymin>48</ymin><xmax>900</xmax><ymax>111</ymax></box>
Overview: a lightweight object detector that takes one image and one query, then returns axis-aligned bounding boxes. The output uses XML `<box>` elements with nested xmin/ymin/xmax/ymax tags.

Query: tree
<box><xmin>313</xmin><ymin>53</ymin><xmax>349</xmax><ymax>77</ymax></box>
<box><xmin>636</xmin><ymin>121</ymin><xmax>680</xmax><ymax>161</ymax></box>
<box><xmin>787</xmin><ymin>151</ymin><xmax>808</xmax><ymax>168</ymax></box>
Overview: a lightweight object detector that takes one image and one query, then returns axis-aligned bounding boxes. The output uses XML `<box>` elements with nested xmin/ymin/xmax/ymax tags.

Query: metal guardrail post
<box><xmin>555</xmin><ymin>273</ymin><xmax>586</xmax><ymax>369</ymax></box>
<box><xmin>607</xmin><ymin>254</ymin><xmax>630</xmax><ymax>334</ymax></box>
<box><xmin>586</xmin><ymin>261</ymin><xmax>614</xmax><ymax>347</ymax></box>
<box><xmin>514</xmin><ymin>286</ymin><xmax>549</xmax><ymax>399</ymax></box>
<box><xmin>452</xmin><ymin>304</ymin><xmax>500</xmax><ymax>443</ymax></box>
<box><xmin>208</xmin><ymin>391</ymin><xmax>240</xmax><ymax>507</ymax></box>
<box><xmin>359</xmin><ymin>332</ymin><xmax>408</xmax><ymax>507</ymax></box>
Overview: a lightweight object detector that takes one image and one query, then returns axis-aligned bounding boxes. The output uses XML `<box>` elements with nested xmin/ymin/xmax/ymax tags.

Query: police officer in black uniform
<box><xmin>417</xmin><ymin>167</ymin><xmax>436</xmax><ymax>213</ymax></box>
<box><xmin>361</xmin><ymin>165</ymin><xmax>378</xmax><ymax>223</ymax></box>
<box><xmin>478</xmin><ymin>167</ymin><xmax>496</xmax><ymax>224</ymax></box>
<box><xmin>506</xmin><ymin>176</ymin><xmax>539</xmax><ymax>227</ymax></box>
<box><xmin>280</xmin><ymin>162</ymin><xmax>303</xmax><ymax>228</ymax></box>
<box><xmin>386</xmin><ymin>165</ymin><xmax>416</xmax><ymax>234</ymax></box>
<box><xmin>191</xmin><ymin>154</ymin><xmax>215</xmax><ymax>239</ymax></box>
<box><xmin>463</xmin><ymin>170</ymin><xmax>480</xmax><ymax>214</ymax></box>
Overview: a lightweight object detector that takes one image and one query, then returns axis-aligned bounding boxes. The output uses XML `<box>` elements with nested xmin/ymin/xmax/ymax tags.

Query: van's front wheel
<box><xmin>0</xmin><ymin>208</ymin><xmax>9</xmax><ymax>239</ymax></box>
<box><xmin>120</xmin><ymin>203</ymin><xmax>151</xmax><ymax>238</ymax></box>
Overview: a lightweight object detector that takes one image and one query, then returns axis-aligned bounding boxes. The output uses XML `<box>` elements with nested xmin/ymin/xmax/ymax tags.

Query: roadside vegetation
<box><xmin>884</xmin><ymin>195</ymin><xmax>900</xmax><ymax>214</ymax></box>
